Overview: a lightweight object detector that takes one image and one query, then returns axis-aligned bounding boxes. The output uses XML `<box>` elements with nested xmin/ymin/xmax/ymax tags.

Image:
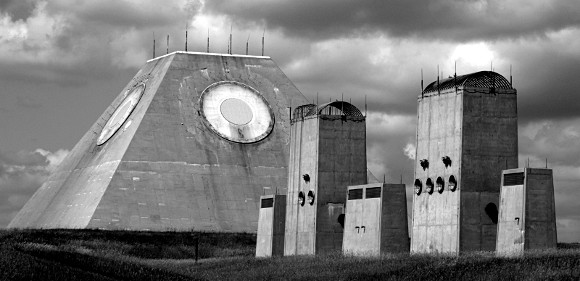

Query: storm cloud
<box><xmin>204</xmin><ymin>0</ymin><xmax>580</xmax><ymax>41</ymax></box>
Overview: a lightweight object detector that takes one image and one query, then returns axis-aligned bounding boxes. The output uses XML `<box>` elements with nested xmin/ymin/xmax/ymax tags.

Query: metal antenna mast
<box><xmin>246</xmin><ymin>34</ymin><xmax>250</xmax><ymax>55</ymax></box>
<box><xmin>229</xmin><ymin>24</ymin><xmax>232</xmax><ymax>54</ymax></box>
<box><xmin>420</xmin><ymin>68</ymin><xmax>423</xmax><ymax>98</ymax></box>
<box><xmin>261</xmin><ymin>28</ymin><xmax>265</xmax><ymax>56</ymax></box>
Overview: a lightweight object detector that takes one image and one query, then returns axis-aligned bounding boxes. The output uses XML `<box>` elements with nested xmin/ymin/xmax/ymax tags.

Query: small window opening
<box><xmin>348</xmin><ymin>189</ymin><xmax>363</xmax><ymax>200</ymax></box>
<box><xmin>366</xmin><ymin>187</ymin><xmax>381</xmax><ymax>198</ymax></box>
<box><xmin>425</xmin><ymin>178</ymin><xmax>434</xmax><ymax>194</ymax></box>
<box><xmin>261</xmin><ymin>198</ymin><xmax>273</xmax><ymax>208</ymax></box>
<box><xmin>485</xmin><ymin>203</ymin><xmax>498</xmax><ymax>224</ymax></box>
<box><xmin>436</xmin><ymin>177</ymin><xmax>444</xmax><ymax>193</ymax></box>
<box><xmin>414</xmin><ymin>179</ymin><xmax>423</xmax><ymax>195</ymax></box>
<box><xmin>302</xmin><ymin>174</ymin><xmax>310</xmax><ymax>183</ymax></box>
<box><xmin>448</xmin><ymin>175</ymin><xmax>457</xmax><ymax>191</ymax></box>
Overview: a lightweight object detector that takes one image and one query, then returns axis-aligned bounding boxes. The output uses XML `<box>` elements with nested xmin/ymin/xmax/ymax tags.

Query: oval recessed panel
<box><xmin>200</xmin><ymin>81</ymin><xmax>274</xmax><ymax>143</ymax></box>
<box><xmin>220</xmin><ymin>98</ymin><xmax>253</xmax><ymax>125</ymax></box>
<box><xmin>97</xmin><ymin>84</ymin><xmax>145</xmax><ymax>145</ymax></box>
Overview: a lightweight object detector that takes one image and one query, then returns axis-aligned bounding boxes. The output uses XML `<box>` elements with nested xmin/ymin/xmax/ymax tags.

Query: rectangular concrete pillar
<box><xmin>284</xmin><ymin>102</ymin><xmax>367</xmax><ymax>256</ymax></box>
<box><xmin>256</xmin><ymin>194</ymin><xmax>286</xmax><ymax>257</ymax></box>
<box><xmin>496</xmin><ymin>168</ymin><xmax>557</xmax><ymax>256</ymax></box>
<box><xmin>343</xmin><ymin>183</ymin><xmax>409</xmax><ymax>256</ymax></box>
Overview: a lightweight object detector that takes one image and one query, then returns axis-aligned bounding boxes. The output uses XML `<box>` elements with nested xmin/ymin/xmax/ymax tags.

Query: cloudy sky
<box><xmin>0</xmin><ymin>0</ymin><xmax>579</xmax><ymax>242</ymax></box>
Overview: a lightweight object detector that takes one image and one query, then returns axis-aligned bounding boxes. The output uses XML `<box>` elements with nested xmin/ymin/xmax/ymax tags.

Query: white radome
<box><xmin>200</xmin><ymin>81</ymin><xmax>274</xmax><ymax>143</ymax></box>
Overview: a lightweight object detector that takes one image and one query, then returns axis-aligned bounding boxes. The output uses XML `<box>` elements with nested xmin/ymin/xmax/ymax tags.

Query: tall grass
<box><xmin>0</xmin><ymin>229</ymin><xmax>578</xmax><ymax>280</ymax></box>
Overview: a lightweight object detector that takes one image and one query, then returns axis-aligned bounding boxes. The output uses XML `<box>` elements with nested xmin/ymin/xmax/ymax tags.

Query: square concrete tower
<box><xmin>412</xmin><ymin>71</ymin><xmax>518</xmax><ymax>253</ymax></box>
<box><xmin>284</xmin><ymin>102</ymin><xmax>367</xmax><ymax>256</ymax></box>
<box><xmin>343</xmin><ymin>183</ymin><xmax>409</xmax><ymax>256</ymax></box>
<box><xmin>256</xmin><ymin>194</ymin><xmax>287</xmax><ymax>257</ymax></box>
<box><xmin>496</xmin><ymin>168</ymin><xmax>557</xmax><ymax>256</ymax></box>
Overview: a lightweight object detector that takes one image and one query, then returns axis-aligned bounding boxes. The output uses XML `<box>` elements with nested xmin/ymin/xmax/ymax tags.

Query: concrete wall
<box><xmin>460</xmin><ymin>88</ymin><xmax>518</xmax><ymax>251</ymax></box>
<box><xmin>344</xmin><ymin>183</ymin><xmax>409</xmax><ymax>256</ymax></box>
<box><xmin>412</xmin><ymin>89</ymin><xmax>463</xmax><ymax>253</ymax></box>
<box><xmin>497</xmin><ymin>168</ymin><xmax>557</xmax><ymax>256</ymax></box>
<box><xmin>412</xmin><ymin>85</ymin><xmax>517</xmax><ymax>253</ymax></box>
<box><xmin>316</xmin><ymin>117</ymin><xmax>367</xmax><ymax>254</ymax></box>
<box><xmin>284</xmin><ymin>117</ymin><xmax>319</xmax><ymax>255</ymax></box>
<box><xmin>381</xmin><ymin>183</ymin><xmax>409</xmax><ymax>254</ymax></box>
<box><xmin>256</xmin><ymin>195</ymin><xmax>286</xmax><ymax>257</ymax></box>
<box><xmin>524</xmin><ymin>169</ymin><xmax>557</xmax><ymax>250</ymax></box>
<box><xmin>284</xmin><ymin>111</ymin><xmax>366</xmax><ymax>256</ymax></box>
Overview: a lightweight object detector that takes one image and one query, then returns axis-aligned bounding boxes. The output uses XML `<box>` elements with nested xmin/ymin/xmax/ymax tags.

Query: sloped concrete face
<box><xmin>9</xmin><ymin>52</ymin><xmax>308</xmax><ymax>232</ymax></box>
<box><xmin>8</xmin><ymin>56</ymin><xmax>174</xmax><ymax>229</ymax></box>
<box><xmin>343</xmin><ymin>183</ymin><xmax>409</xmax><ymax>256</ymax></box>
<box><xmin>496</xmin><ymin>168</ymin><xmax>557</xmax><ymax>256</ymax></box>
<box><xmin>284</xmin><ymin>103</ymin><xmax>367</xmax><ymax>256</ymax></box>
<box><xmin>412</xmin><ymin>72</ymin><xmax>518</xmax><ymax>254</ymax></box>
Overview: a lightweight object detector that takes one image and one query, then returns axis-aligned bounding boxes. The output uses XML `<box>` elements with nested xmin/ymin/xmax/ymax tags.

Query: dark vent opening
<box><xmin>436</xmin><ymin>177</ymin><xmax>444</xmax><ymax>193</ymax></box>
<box><xmin>298</xmin><ymin>191</ymin><xmax>305</xmax><ymax>206</ymax></box>
<box><xmin>366</xmin><ymin>187</ymin><xmax>381</xmax><ymax>198</ymax></box>
<box><xmin>504</xmin><ymin>172</ymin><xmax>524</xmax><ymax>186</ymax></box>
<box><xmin>307</xmin><ymin>190</ymin><xmax>315</xmax><ymax>205</ymax></box>
<box><xmin>485</xmin><ymin>203</ymin><xmax>499</xmax><ymax>224</ymax></box>
<box><xmin>414</xmin><ymin>179</ymin><xmax>422</xmax><ymax>195</ymax></box>
<box><xmin>348</xmin><ymin>189</ymin><xmax>363</xmax><ymax>200</ymax></box>
<box><xmin>426</xmin><ymin>178</ymin><xmax>434</xmax><ymax>194</ymax></box>
<box><xmin>261</xmin><ymin>198</ymin><xmax>273</xmax><ymax>208</ymax></box>
<box><xmin>448</xmin><ymin>175</ymin><xmax>457</xmax><ymax>191</ymax></box>
<box><xmin>337</xmin><ymin>214</ymin><xmax>345</xmax><ymax>228</ymax></box>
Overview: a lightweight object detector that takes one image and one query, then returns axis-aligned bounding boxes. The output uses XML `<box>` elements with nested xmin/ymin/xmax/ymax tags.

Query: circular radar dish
<box><xmin>200</xmin><ymin>81</ymin><xmax>274</xmax><ymax>143</ymax></box>
<box><xmin>97</xmin><ymin>84</ymin><xmax>145</xmax><ymax>145</ymax></box>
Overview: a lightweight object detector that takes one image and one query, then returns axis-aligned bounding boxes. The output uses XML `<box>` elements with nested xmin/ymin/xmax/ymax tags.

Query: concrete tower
<box><xmin>9</xmin><ymin>52</ymin><xmax>308</xmax><ymax>232</ymax></box>
<box><xmin>496</xmin><ymin>168</ymin><xmax>557</xmax><ymax>256</ymax></box>
<box><xmin>411</xmin><ymin>71</ymin><xmax>518</xmax><ymax>253</ymax></box>
<box><xmin>284</xmin><ymin>102</ymin><xmax>367</xmax><ymax>255</ymax></box>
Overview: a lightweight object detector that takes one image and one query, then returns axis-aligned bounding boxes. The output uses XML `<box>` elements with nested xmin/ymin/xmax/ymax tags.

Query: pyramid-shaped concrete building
<box><xmin>9</xmin><ymin>52</ymin><xmax>308</xmax><ymax>232</ymax></box>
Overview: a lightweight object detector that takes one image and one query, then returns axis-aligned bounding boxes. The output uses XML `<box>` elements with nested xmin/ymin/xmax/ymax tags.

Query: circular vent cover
<box><xmin>97</xmin><ymin>84</ymin><xmax>145</xmax><ymax>145</ymax></box>
<box><xmin>200</xmin><ymin>81</ymin><xmax>274</xmax><ymax>143</ymax></box>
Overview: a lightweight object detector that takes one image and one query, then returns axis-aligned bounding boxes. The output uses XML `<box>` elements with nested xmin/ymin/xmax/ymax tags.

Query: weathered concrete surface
<box><xmin>256</xmin><ymin>194</ymin><xmax>286</xmax><ymax>257</ymax></box>
<box><xmin>343</xmin><ymin>183</ymin><xmax>409</xmax><ymax>256</ymax></box>
<box><xmin>496</xmin><ymin>168</ymin><xmax>557</xmax><ymax>256</ymax></box>
<box><xmin>412</xmin><ymin>71</ymin><xmax>518</xmax><ymax>254</ymax></box>
<box><xmin>9</xmin><ymin>52</ymin><xmax>308</xmax><ymax>232</ymax></box>
<box><xmin>284</xmin><ymin>102</ymin><xmax>367</xmax><ymax>256</ymax></box>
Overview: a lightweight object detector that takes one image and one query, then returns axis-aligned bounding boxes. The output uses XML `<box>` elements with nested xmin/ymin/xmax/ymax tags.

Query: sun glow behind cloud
<box><xmin>450</xmin><ymin>42</ymin><xmax>495</xmax><ymax>71</ymax></box>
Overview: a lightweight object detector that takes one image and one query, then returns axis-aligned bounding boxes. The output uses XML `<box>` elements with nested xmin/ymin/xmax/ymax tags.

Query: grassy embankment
<box><xmin>0</xmin><ymin>229</ymin><xmax>578</xmax><ymax>280</ymax></box>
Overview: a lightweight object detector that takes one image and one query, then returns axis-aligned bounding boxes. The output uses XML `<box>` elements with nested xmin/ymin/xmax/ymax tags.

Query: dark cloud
<box><xmin>503</xmin><ymin>47</ymin><xmax>580</xmax><ymax>122</ymax></box>
<box><xmin>204</xmin><ymin>0</ymin><xmax>580</xmax><ymax>41</ymax></box>
<box><xmin>0</xmin><ymin>0</ymin><xmax>37</xmax><ymax>21</ymax></box>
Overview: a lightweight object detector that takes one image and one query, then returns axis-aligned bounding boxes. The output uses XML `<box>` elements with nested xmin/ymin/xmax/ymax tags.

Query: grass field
<box><xmin>0</xmin><ymin>229</ymin><xmax>578</xmax><ymax>280</ymax></box>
